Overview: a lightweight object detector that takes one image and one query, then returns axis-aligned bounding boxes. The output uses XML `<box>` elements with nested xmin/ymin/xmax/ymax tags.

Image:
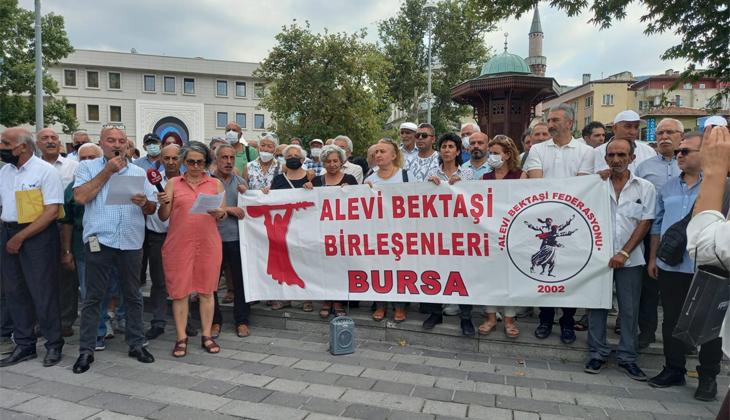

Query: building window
<box><xmin>64</xmin><ymin>69</ymin><xmax>77</xmax><ymax>87</ymax></box>
<box><xmin>584</xmin><ymin>117</ymin><xmax>592</xmax><ymax>126</ymax></box>
<box><xmin>87</xmin><ymin>105</ymin><xmax>100</xmax><ymax>122</ymax></box>
<box><xmin>143</xmin><ymin>75</ymin><xmax>156</xmax><ymax>92</ymax></box>
<box><xmin>183</xmin><ymin>77</ymin><xmax>195</xmax><ymax>94</ymax></box>
<box><xmin>236</xmin><ymin>113</ymin><xmax>246</xmax><ymax>128</ymax></box>
<box><xmin>254</xmin><ymin>114</ymin><xmax>265</xmax><ymax>129</ymax></box>
<box><xmin>254</xmin><ymin>83</ymin><xmax>265</xmax><ymax>98</ymax></box>
<box><xmin>235</xmin><ymin>81</ymin><xmax>247</xmax><ymax>98</ymax></box>
<box><xmin>571</xmin><ymin>101</ymin><xmax>578</xmax><ymax>112</ymax></box>
<box><xmin>699</xmin><ymin>84</ymin><xmax>706</xmax><ymax>89</ymax></box>
<box><xmin>601</xmin><ymin>94</ymin><xmax>614</xmax><ymax>106</ymax></box>
<box><xmin>217</xmin><ymin>112</ymin><xmax>228</xmax><ymax>128</ymax></box>
<box><xmin>164</xmin><ymin>76</ymin><xmax>176</xmax><ymax>93</ymax></box>
<box><xmin>109</xmin><ymin>106</ymin><xmax>122</xmax><ymax>123</ymax></box>
<box><xmin>217</xmin><ymin>80</ymin><xmax>228</xmax><ymax>96</ymax></box>
<box><xmin>66</xmin><ymin>103</ymin><xmax>77</xmax><ymax>118</ymax></box>
<box><xmin>108</xmin><ymin>72</ymin><xmax>121</xmax><ymax>90</ymax></box>
<box><xmin>584</xmin><ymin>96</ymin><xmax>593</xmax><ymax>108</ymax></box>
<box><xmin>86</xmin><ymin>70</ymin><xmax>100</xmax><ymax>89</ymax></box>
<box><xmin>639</xmin><ymin>100</ymin><xmax>650</xmax><ymax>111</ymax></box>
<box><xmin>683</xmin><ymin>83</ymin><xmax>692</xmax><ymax>89</ymax></box>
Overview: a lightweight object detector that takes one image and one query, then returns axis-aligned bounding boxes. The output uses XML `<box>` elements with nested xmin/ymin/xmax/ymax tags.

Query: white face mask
<box><xmin>276</xmin><ymin>156</ymin><xmax>285</xmax><ymax>164</ymax></box>
<box><xmin>259</xmin><ymin>151</ymin><xmax>274</xmax><ymax>162</ymax></box>
<box><xmin>462</xmin><ymin>136</ymin><xmax>470</xmax><ymax>150</ymax></box>
<box><xmin>487</xmin><ymin>154</ymin><xmax>505</xmax><ymax>169</ymax></box>
<box><xmin>226</xmin><ymin>130</ymin><xmax>240</xmax><ymax>144</ymax></box>
<box><xmin>311</xmin><ymin>148</ymin><xmax>322</xmax><ymax>158</ymax></box>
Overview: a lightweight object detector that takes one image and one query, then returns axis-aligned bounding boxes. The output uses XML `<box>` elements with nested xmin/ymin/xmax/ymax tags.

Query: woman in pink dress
<box><xmin>158</xmin><ymin>141</ymin><xmax>227</xmax><ymax>357</ymax></box>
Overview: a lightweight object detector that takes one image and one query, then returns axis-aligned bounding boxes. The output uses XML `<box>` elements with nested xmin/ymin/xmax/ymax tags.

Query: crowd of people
<box><xmin>1</xmin><ymin>104</ymin><xmax>729</xmax><ymax>407</ymax></box>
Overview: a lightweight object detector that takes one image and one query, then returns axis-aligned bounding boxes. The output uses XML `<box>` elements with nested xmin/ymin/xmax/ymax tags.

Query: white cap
<box><xmin>705</xmin><ymin>115</ymin><xmax>728</xmax><ymax>127</ymax></box>
<box><xmin>400</xmin><ymin>122</ymin><xmax>418</xmax><ymax>132</ymax></box>
<box><xmin>613</xmin><ymin>110</ymin><xmax>644</xmax><ymax>125</ymax></box>
<box><xmin>310</xmin><ymin>138</ymin><xmax>324</xmax><ymax>145</ymax></box>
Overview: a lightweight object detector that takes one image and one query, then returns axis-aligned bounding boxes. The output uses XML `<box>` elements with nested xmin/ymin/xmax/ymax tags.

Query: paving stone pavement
<box><xmin>0</xmin><ymin>318</ymin><xmax>726</xmax><ymax>420</ymax></box>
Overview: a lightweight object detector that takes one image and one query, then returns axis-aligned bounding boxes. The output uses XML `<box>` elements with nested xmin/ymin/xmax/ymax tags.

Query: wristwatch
<box><xmin>619</xmin><ymin>250</ymin><xmax>630</xmax><ymax>258</ymax></box>
<box><xmin>62</xmin><ymin>250</ymin><xmax>72</xmax><ymax>256</ymax></box>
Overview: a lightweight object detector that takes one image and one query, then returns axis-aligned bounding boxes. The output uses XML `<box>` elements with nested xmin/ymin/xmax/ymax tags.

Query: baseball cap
<box><xmin>143</xmin><ymin>133</ymin><xmax>161</xmax><ymax>144</ymax></box>
<box><xmin>310</xmin><ymin>139</ymin><xmax>324</xmax><ymax>145</ymax></box>
<box><xmin>705</xmin><ymin>115</ymin><xmax>728</xmax><ymax>127</ymax></box>
<box><xmin>400</xmin><ymin>122</ymin><xmax>418</xmax><ymax>132</ymax></box>
<box><xmin>613</xmin><ymin>110</ymin><xmax>645</xmax><ymax>125</ymax></box>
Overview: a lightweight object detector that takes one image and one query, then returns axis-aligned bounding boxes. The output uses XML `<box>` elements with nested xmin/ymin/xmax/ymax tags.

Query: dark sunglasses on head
<box><xmin>415</xmin><ymin>133</ymin><xmax>432</xmax><ymax>139</ymax></box>
<box><xmin>673</xmin><ymin>148</ymin><xmax>700</xmax><ymax>156</ymax></box>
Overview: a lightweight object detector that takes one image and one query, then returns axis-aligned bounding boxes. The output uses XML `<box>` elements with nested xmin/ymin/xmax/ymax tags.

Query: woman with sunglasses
<box><xmin>158</xmin><ymin>141</ymin><xmax>227</xmax><ymax>357</ymax></box>
<box><xmin>480</xmin><ymin>135</ymin><xmax>525</xmax><ymax>338</ymax></box>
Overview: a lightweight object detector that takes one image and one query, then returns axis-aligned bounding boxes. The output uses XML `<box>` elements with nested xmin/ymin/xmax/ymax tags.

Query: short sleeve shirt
<box><xmin>609</xmin><ymin>172</ymin><xmax>656</xmax><ymax>267</ymax></box>
<box><xmin>404</xmin><ymin>152</ymin><xmax>440</xmax><ymax>182</ymax></box>
<box><xmin>365</xmin><ymin>168</ymin><xmax>406</xmax><ymax>184</ymax></box>
<box><xmin>0</xmin><ymin>155</ymin><xmax>64</xmax><ymax>222</ymax></box>
<box><xmin>213</xmin><ymin>173</ymin><xmax>248</xmax><ymax>242</ymax></box>
<box><xmin>594</xmin><ymin>141</ymin><xmax>656</xmax><ymax>173</ymax></box>
<box><xmin>523</xmin><ymin>139</ymin><xmax>594</xmax><ymax>178</ymax></box>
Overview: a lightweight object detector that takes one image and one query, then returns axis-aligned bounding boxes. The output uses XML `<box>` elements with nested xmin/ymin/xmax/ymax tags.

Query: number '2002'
<box><xmin>537</xmin><ymin>285</ymin><xmax>565</xmax><ymax>293</ymax></box>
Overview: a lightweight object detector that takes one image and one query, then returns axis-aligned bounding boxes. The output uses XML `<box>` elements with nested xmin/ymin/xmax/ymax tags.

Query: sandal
<box><xmin>478</xmin><ymin>320</ymin><xmax>498</xmax><ymax>335</ymax></box>
<box><xmin>614</xmin><ymin>319</ymin><xmax>621</xmax><ymax>335</ymax></box>
<box><xmin>271</xmin><ymin>301</ymin><xmax>291</xmax><ymax>310</ymax></box>
<box><xmin>504</xmin><ymin>323</ymin><xmax>520</xmax><ymax>338</ymax></box>
<box><xmin>333</xmin><ymin>303</ymin><xmax>346</xmax><ymax>317</ymax></box>
<box><xmin>201</xmin><ymin>336</ymin><xmax>220</xmax><ymax>354</ymax></box>
<box><xmin>173</xmin><ymin>337</ymin><xmax>188</xmax><ymax>358</ymax></box>
<box><xmin>319</xmin><ymin>303</ymin><xmax>332</xmax><ymax>318</ymax></box>
<box><xmin>266</xmin><ymin>300</ymin><xmax>273</xmax><ymax>306</ymax></box>
<box><xmin>190</xmin><ymin>294</ymin><xmax>199</xmax><ymax>303</ymax></box>
<box><xmin>222</xmin><ymin>292</ymin><xmax>234</xmax><ymax>304</ymax></box>
<box><xmin>302</xmin><ymin>302</ymin><xmax>314</xmax><ymax>312</ymax></box>
<box><xmin>574</xmin><ymin>314</ymin><xmax>589</xmax><ymax>332</ymax></box>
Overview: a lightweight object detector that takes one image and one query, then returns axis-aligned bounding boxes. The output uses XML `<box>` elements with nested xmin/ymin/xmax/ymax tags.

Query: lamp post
<box><xmin>423</xmin><ymin>2</ymin><xmax>437</xmax><ymax>125</ymax></box>
<box><xmin>35</xmin><ymin>0</ymin><xmax>43</xmax><ymax>133</ymax></box>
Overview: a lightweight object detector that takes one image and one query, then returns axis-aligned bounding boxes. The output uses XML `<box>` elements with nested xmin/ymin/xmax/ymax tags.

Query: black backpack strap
<box><xmin>245</xmin><ymin>145</ymin><xmax>251</xmax><ymax>163</ymax></box>
<box><xmin>402</xmin><ymin>169</ymin><xmax>409</xmax><ymax>182</ymax></box>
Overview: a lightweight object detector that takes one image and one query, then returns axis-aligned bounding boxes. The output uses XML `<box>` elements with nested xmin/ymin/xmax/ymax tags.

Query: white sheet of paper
<box><xmin>189</xmin><ymin>192</ymin><xmax>225</xmax><ymax>214</ymax></box>
<box><xmin>104</xmin><ymin>176</ymin><xmax>146</xmax><ymax>205</ymax></box>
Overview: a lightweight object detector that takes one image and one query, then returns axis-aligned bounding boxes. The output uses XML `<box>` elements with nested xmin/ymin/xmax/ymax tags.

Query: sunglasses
<box><xmin>185</xmin><ymin>159</ymin><xmax>206</xmax><ymax>167</ymax></box>
<box><xmin>415</xmin><ymin>133</ymin><xmax>433</xmax><ymax>139</ymax></box>
<box><xmin>103</xmin><ymin>124</ymin><xmax>126</xmax><ymax>131</ymax></box>
<box><xmin>673</xmin><ymin>148</ymin><xmax>700</xmax><ymax>156</ymax></box>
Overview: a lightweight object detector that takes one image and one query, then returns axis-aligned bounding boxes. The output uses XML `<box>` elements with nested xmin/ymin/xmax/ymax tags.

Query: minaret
<box><xmin>526</xmin><ymin>7</ymin><xmax>546</xmax><ymax>77</ymax></box>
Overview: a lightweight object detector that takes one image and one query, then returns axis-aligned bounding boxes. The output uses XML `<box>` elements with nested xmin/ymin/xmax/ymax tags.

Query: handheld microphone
<box><xmin>115</xmin><ymin>151</ymin><xmax>120</xmax><ymax>157</ymax></box>
<box><xmin>146</xmin><ymin>168</ymin><xmax>165</xmax><ymax>193</ymax></box>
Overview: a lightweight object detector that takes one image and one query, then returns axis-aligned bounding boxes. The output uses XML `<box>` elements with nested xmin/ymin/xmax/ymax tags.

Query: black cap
<box><xmin>143</xmin><ymin>133</ymin><xmax>161</xmax><ymax>144</ymax></box>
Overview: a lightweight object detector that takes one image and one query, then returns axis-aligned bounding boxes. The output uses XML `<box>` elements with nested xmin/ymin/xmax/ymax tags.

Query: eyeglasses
<box><xmin>415</xmin><ymin>133</ymin><xmax>433</xmax><ymax>139</ymax></box>
<box><xmin>656</xmin><ymin>130</ymin><xmax>681</xmax><ymax>136</ymax></box>
<box><xmin>185</xmin><ymin>159</ymin><xmax>206</xmax><ymax>167</ymax></box>
<box><xmin>102</xmin><ymin>124</ymin><xmax>126</xmax><ymax>131</ymax></box>
<box><xmin>673</xmin><ymin>148</ymin><xmax>700</xmax><ymax>157</ymax></box>
<box><xmin>492</xmin><ymin>135</ymin><xmax>512</xmax><ymax>143</ymax></box>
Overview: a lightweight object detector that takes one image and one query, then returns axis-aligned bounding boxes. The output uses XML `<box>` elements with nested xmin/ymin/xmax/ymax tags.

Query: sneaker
<box><xmin>95</xmin><ymin>336</ymin><xmax>106</xmax><ymax>351</ymax></box>
<box><xmin>443</xmin><ymin>304</ymin><xmax>461</xmax><ymax>316</ymax></box>
<box><xmin>648</xmin><ymin>366</ymin><xmax>686</xmax><ymax>388</ymax></box>
<box><xmin>0</xmin><ymin>336</ymin><xmax>16</xmax><ymax>355</ymax></box>
<box><xmin>515</xmin><ymin>307</ymin><xmax>534</xmax><ymax>318</ymax></box>
<box><xmin>617</xmin><ymin>363</ymin><xmax>647</xmax><ymax>381</ymax></box>
<box><xmin>495</xmin><ymin>312</ymin><xmax>503</xmax><ymax>322</ymax></box>
<box><xmin>107</xmin><ymin>311</ymin><xmax>116</xmax><ymax>320</ymax></box>
<box><xmin>115</xmin><ymin>319</ymin><xmax>126</xmax><ymax>333</ymax></box>
<box><xmin>694</xmin><ymin>377</ymin><xmax>718</xmax><ymax>401</ymax></box>
<box><xmin>584</xmin><ymin>358</ymin><xmax>606</xmax><ymax>374</ymax></box>
<box><xmin>105</xmin><ymin>321</ymin><xmax>115</xmax><ymax>339</ymax></box>
<box><xmin>142</xmin><ymin>338</ymin><xmax>149</xmax><ymax>348</ymax></box>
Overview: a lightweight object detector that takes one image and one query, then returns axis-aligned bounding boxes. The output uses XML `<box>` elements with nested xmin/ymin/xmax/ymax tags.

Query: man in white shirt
<box><xmin>581</xmin><ymin>121</ymin><xmax>606</xmax><ymax>148</ymax></box>
<box><xmin>584</xmin><ymin>137</ymin><xmax>655</xmax><ymax>382</ymax></box>
<box><xmin>334</xmin><ymin>135</ymin><xmax>364</xmax><ymax>184</ymax></box>
<box><xmin>404</xmin><ymin>123</ymin><xmax>439</xmax><ymax>182</ymax></box>
<box><xmin>37</xmin><ymin>128</ymin><xmax>78</xmax><ymax>189</ymax></box>
<box><xmin>524</xmin><ymin>103</ymin><xmax>595</xmax><ymax>343</ymax></box>
<box><xmin>0</xmin><ymin>127</ymin><xmax>65</xmax><ymax>368</ymax></box>
<box><xmin>594</xmin><ymin>111</ymin><xmax>656</xmax><ymax>172</ymax></box>
<box><xmin>67</xmin><ymin>131</ymin><xmax>91</xmax><ymax>162</ymax></box>
<box><xmin>400</xmin><ymin>122</ymin><xmax>418</xmax><ymax>159</ymax></box>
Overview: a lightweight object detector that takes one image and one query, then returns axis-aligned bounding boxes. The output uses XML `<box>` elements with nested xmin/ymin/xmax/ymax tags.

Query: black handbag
<box><xmin>656</xmin><ymin>202</ymin><xmax>695</xmax><ymax>267</ymax></box>
<box><xmin>672</xmin><ymin>262</ymin><xmax>730</xmax><ymax>346</ymax></box>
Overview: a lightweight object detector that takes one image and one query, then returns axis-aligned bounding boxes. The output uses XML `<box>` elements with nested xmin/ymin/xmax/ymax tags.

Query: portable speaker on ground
<box><xmin>329</xmin><ymin>316</ymin><xmax>355</xmax><ymax>355</ymax></box>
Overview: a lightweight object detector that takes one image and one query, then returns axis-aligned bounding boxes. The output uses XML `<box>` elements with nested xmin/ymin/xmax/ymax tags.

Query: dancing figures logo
<box><xmin>247</xmin><ymin>201</ymin><xmax>315</xmax><ymax>289</ymax></box>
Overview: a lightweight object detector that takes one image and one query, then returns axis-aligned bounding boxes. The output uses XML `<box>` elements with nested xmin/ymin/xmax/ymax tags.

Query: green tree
<box><xmin>466</xmin><ymin>0</ymin><xmax>730</xmax><ymax>107</ymax></box>
<box><xmin>0</xmin><ymin>0</ymin><xmax>77</xmax><ymax>132</ymax></box>
<box><xmin>378</xmin><ymin>0</ymin><xmax>492</xmax><ymax>133</ymax></box>
<box><xmin>254</xmin><ymin>21</ymin><xmax>392</xmax><ymax>156</ymax></box>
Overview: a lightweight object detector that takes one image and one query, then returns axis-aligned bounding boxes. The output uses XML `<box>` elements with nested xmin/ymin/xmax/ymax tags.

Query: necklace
<box><xmin>378</xmin><ymin>167</ymin><xmax>398</xmax><ymax>180</ymax></box>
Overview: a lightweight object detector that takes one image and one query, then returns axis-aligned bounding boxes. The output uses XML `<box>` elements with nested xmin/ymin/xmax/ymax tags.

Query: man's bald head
<box><xmin>37</xmin><ymin>128</ymin><xmax>61</xmax><ymax>160</ymax></box>
<box><xmin>0</xmin><ymin>127</ymin><xmax>36</xmax><ymax>164</ymax></box>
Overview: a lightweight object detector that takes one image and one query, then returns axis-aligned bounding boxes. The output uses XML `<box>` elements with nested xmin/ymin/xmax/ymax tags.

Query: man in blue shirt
<box><xmin>132</xmin><ymin>133</ymin><xmax>162</xmax><ymax>171</ymax></box>
<box><xmin>72</xmin><ymin>125</ymin><xmax>158</xmax><ymax>374</ymax></box>
<box><xmin>647</xmin><ymin>132</ymin><xmax>730</xmax><ymax>401</ymax></box>
<box><xmin>463</xmin><ymin>132</ymin><xmax>491</xmax><ymax>179</ymax></box>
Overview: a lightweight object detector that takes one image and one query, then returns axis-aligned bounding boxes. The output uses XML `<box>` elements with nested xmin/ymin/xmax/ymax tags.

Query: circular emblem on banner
<box><xmin>506</xmin><ymin>201</ymin><xmax>593</xmax><ymax>283</ymax></box>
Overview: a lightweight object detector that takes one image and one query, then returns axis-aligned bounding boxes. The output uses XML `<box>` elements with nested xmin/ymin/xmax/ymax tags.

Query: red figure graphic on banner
<box><xmin>247</xmin><ymin>201</ymin><xmax>315</xmax><ymax>288</ymax></box>
<box><xmin>524</xmin><ymin>215</ymin><xmax>577</xmax><ymax>277</ymax></box>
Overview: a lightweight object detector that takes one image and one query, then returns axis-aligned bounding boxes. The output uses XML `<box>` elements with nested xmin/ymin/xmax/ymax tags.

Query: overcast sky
<box><xmin>22</xmin><ymin>0</ymin><xmax>688</xmax><ymax>86</ymax></box>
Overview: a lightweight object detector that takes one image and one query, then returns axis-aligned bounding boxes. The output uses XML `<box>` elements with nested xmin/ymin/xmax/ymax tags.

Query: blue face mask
<box><xmin>146</xmin><ymin>144</ymin><xmax>161</xmax><ymax>157</ymax></box>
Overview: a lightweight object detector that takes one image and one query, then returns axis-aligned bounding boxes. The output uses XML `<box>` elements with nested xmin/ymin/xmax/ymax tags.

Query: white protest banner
<box><xmin>239</xmin><ymin>175</ymin><xmax>614</xmax><ymax>308</ymax></box>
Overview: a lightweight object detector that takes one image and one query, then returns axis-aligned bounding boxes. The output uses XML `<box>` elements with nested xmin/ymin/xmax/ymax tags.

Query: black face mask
<box><xmin>73</xmin><ymin>143</ymin><xmax>83</xmax><ymax>152</ymax></box>
<box><xmin>0</xmin><ymin>147</ymin><xmax>21</xmax><ymax>166</ymax></box>
<box><xmin>286</xmin><ymin>157</ymin><xmax>302</xmax><ymax>170</ymax></box>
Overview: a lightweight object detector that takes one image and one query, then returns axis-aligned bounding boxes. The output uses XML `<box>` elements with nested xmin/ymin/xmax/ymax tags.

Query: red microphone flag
<box><xmin>146</xmin><ymin>168</ymin><xmax>165</xmax><ymax>193</ymax></box>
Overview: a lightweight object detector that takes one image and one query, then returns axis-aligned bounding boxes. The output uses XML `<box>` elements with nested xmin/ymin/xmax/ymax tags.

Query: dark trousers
<box><xmin>0</xmin><ymin>269</ymin><xmax>14</xmax><ymax>338</ymax></box>
<box><xmin>1</xmin><ymin>224</ymin><xmax>63</xmax><ymax>351</ymax></box>
<box><xmin>428</xmin><ymin>303</ymin><xmax>473</xmax><ymax>320</ymax></box>
<box><xmin>638</xmin><ymin>235</ymin><xmax>659</xmax><ymax>340</ymax></box>
<box><xmin>140</xmin><ymin>230</ymin><xmax>149</xmax><ymax>283</ymax></box>
<box><xmin>146</xmin><ymin>230</ymin><xmax>168</xmax><ymax>328</ymax></box>
<box><xmin>657</xmin><ymin>268</ymin><xmax>723</xmax><ymax>378</ymax></box>
<box><xmin>79</xmin><ymin>243</ymin><xmax>144</xmax><ymax>355</ymax></box>
<box><xmin>539</xmin><ymin>307</ymin><xmax>577</xmax><ymax>330</ymax></box>
<box><xmin>213</xmin><ymin>241</ymin><xmax>250</xmax><ymax>327</ymax></box>
<box><xmin>59</xmin><ymin>264</ymin><xmax>79</xmax><ymax>328</ymax></box>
